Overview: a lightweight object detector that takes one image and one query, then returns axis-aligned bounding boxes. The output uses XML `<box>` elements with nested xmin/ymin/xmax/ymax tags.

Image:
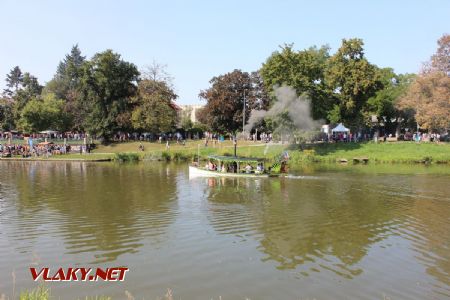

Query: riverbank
<box><xmin>92</xmin><ymin>140</ymin><xmax>450</xmax><ymax>164</ymax></box>
<box><xmin>2</xmin><ymin>140</ymin><xmax>449</xmax><ymax>166</ymax></box>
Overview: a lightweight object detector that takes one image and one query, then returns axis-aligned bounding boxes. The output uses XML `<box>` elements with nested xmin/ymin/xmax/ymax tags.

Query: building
<box><xmin>179</xmin><ymin>104</ymin><xmax>204</xmax><ymax>124</ymax></box>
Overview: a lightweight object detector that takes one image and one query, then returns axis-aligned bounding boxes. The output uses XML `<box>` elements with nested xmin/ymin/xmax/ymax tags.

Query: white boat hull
<box><xmin>189</xmin><ymin>165</ymin><xmax>270</xmax><ymax>179</ymax></box>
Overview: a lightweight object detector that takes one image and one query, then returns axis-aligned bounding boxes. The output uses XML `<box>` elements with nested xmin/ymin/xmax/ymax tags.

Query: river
<box><xmin>0</xmin><ymin>161</ymin><xmax>449</xmax><ymax>299</ymax></box>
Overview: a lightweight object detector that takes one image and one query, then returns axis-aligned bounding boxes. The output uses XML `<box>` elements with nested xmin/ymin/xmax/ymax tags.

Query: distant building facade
<box><xmin>179</xmin><ymin>104</ymin><xmax>204</xmax><ymax>124</ymax></box>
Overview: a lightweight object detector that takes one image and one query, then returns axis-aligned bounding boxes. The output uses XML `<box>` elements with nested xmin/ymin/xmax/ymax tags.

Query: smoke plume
<box><xmin>244</xmin><ymin>86</ymin><xmax>320</xmax><ymax>133</ymax></box>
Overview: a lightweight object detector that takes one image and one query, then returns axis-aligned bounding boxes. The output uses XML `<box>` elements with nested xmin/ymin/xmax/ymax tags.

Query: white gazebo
<box><xmin>332</xmin><ymin>123</ymin><xmax>350</xmax><ymax>133</ymax></box>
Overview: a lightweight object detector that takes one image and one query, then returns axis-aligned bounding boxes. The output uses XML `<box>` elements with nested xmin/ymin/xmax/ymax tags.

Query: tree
<box><xmin>397</xmin><ymin>34</ymin><xmax>450</xmax><ymax>132</ymax></box>
<box><xmin>199</xmin><ymin>69</ymin><xmax>270</xmax><ymax>133</ymax></box>
<box><xmin>325</xmin><ymin>38</ymin><xmax>382</xmax><ymax>128</ymax></box>
<box><xmin>79</xmin><ymin>50</ymin><xmax>139</xmax><ymax>141</ymax></box>
<box><xmin>54</xmin><ymin>44</ymin><xmax>86</xmax><ymax>91</ymax></box>
<box><xmin>4</xmin><ymin>66</ymin><xmax>23</xmax><ymax>96</ymax></box>
<box><xmin>398</xmin><ymin>72</ymin><xmax>450</xmax><ymax>131</ymax></box>
<box><xmin>44</xmin><ymin>44</ymin><xmax>86</xmax><ymax>130</ymax></box>
<box><xmin>131</xmin><ymin>79</ymin><xmax>178</xmax><ymax>133</ymax></box>
<box><xmin>17</xmin><ymin>93</ymin><xmax>68</xmax><ymax>132</ymax></box>
<box><xmin>365</xmin><ymin>69</ymin><xmax>415</xmax><ymax>133</ymax></box>
<box><xmin>141</xmin><ymin>60</ymin><xmax>174</xmax><ymax>88</ymax></box>
<box><xmin>260</xmin><ymin>44</ymin><xmax>333</xmax><ymax>120</ymax></box>
<box><xmin>0</xmin><ymin>98</ymin><xmax>15</xmax><ymax>130</ymax></box>
<box><xmin>13</xmin><ymin>72</ymin><xmax>43</xmax><ymax>120</ymax></box>
<box><xmin>431</xmin><ymin>34</ymin><xmax>450</xmax><ymax>74</ymax></box>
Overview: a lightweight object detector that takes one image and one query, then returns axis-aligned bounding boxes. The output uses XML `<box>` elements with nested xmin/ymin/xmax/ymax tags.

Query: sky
<box><xmin>0</xmin><ymin>0</ymin><xmax>449</xmax><ymax>104</ymax></box>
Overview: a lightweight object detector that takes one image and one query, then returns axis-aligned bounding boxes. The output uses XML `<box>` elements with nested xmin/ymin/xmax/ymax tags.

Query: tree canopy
<box><xmin>199</xmin><ymin>70</ymin><xmax>269</xmax><ymax>134</ymax></box>
<box><xmin>260</xmin><ymin>44</ymin><xmax>333</xmax><ymax>120</ymax></box>
<box><xmin>325</xmin><ymin>38</ymin><xmax>382</xmax><ymax>129</ymax></box>
<box><xmin>79</xmin><ymin>50</ymin><xmax>139</xmax><ymax>141</ymax></box>
<box><xmin>131</xmin><ymin>79</ymin><xmax>178</xmax><ymax>133</ymax></box>
<box><xmin>398</xmin><ymin>34</ymin><xmax>450</xmax><ymax>132</ymax></box>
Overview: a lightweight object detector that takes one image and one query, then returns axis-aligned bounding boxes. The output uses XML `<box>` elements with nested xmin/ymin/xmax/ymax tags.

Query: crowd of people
<box><xmin>204</xmin><ymin>160</ymin><xmax>265</xmax><ymax>174</ymax></box>
<box><xmin>0</xmin><ymin>143</ymin><xmax>76</xmax><ymax>158</ymax></box>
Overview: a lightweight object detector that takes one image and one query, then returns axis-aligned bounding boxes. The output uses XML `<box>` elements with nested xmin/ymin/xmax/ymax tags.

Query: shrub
<box><xmin>161</xmin><ymin>151</ymin><xmax>172</xmax><ymax>161</ymax></box>
<box><xmin>115</xmin><ymin>152</ymin><xmax>140</xmax><ymax>162</ymax></box>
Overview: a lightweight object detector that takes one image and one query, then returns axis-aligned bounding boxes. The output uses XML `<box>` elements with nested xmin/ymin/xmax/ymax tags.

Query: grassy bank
<box><xmin>3</xmin><ymin>140</ymin><xmax>449</xmax><ymax>165</ymax></box>
<box><xmin>92</xmin><ymin>140</ymin><xmax>450</xmax><ymax>165</ymax></box>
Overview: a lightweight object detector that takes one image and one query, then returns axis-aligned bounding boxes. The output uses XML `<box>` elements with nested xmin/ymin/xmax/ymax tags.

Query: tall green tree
<box><xmin>17</xmin><ymin>93</ymin><xmax>68</xmax><ymax>132</ymax></box>
<box><xmin>260</xmin><ymin>44</ymin><xmax>333</xmax><ymax>120</ymax></box>
<box><xmin>79</xmin><ymin>50</ymin><xmax>139</xmax><ymax>142</ymax></box>
<box><xmin>44</xmin><ymin>44</ymin><xmax>86</xmax><ymax>130</ymax></box>
<box><xmin>325</xmin><ymin>38</ymin><xmax>381</xmax><ymax>128</ymax></box>
<box><xmin>4</xmin><ymin>66</ymin><xmax>23</xmax><ymax>96</ymax></box>
<box><xmin>199</xmin><ymin>69</ymin><xmax>270</xmax><ymax>133</ymax></box>
<box><xmin>131</xmin><ymin>79</ymin><xmax>178</xmax><ymax>133</ymax></box>
<box><xmin>51</xmin><ymin>44</ymin><xmax>86</xmax><ymax>96</ymax></box>
<box><xmin>13</xmin><ymin>72</ymin><xmax>43</xmax><ymax>120</ymax></box>
<box><xmin>0</xmin><ymin>98</ymin><xmax>15</xmax><ymax>130</ymax></box>
<box><xmin>365</xmin><ymin>69</ymin><xmax>415</xmax><ymax>132</ymax></box>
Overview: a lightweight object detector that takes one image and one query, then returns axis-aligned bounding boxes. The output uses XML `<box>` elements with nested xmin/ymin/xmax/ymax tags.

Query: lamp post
<box><xmin>242</xmin><ymin>90</ymin><xmax>246</xmax><ymax>139</ymax></box>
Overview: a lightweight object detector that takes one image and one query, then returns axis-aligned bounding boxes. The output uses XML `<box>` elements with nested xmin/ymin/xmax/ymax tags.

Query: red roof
<box><xmin>169</xmin><ymin>101</ymin><xmax>181</xmax><ymax>111</ymax></box>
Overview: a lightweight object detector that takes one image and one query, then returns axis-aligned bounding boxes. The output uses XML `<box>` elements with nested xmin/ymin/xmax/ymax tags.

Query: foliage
<box><xmin>199</xmin><ymin>69</ymin><xmax>270</xmax><ymax>133</ymax></box>
<box><xmin>79</xmin><ymin>50</ymin><xmax>139</xmax><ymax>142</ymax></box>
<box><xmin>260</xmin><ymin>44</ymin><xmax>333</xmax><ymax>120</ymax></box>
<box><xmin>19</xmin><ymin>285</ymin><xmax>50</xmax><ymax>300</ymax></box>
<box><xmin>4</xmin><ymin>66</ymin><xmax>23</xmax><ymax>96</ymax></box>
<box><xmin>430</xmin><ymin>33</ymin><xmax>450</xmax><ymax>74</ymax></box>
<box><xmin>325</xmin><ymin>38</ymin><xmax>382</xmax><ymax>128</ymax></box>
<box><xmin>131</xmin><ymin>79</ymin><xmax>178</xmax><ymax>133</ymax></box>
<box><xmin>49</xmin><ymin>44</ymin><xmax>86</xmax><ymax>98</ymax></box>
<box><xmin>398</xmin><ymin>71</ymin><xmax>450</xmax><ymax>131</ymax></box>
<box><xmin>365</xmin><ymin>70</ymin><xmax>415</xmax><ymax>131</ymax></box>
<box><xmin>397</xmin><ymin>34</ymin><xmax>450</xmax><ymax>132</ymax></box>
<box><xmin>141</xmin><ymin>60</ymin><xmax>174</xmax><ymax>87</ymax></box>
<box><xmin>115</xmin><ymin>152</ymin><xmax>140</xmax><ymax>162</ymax></box>
<box><xmin>17</xmin><ymin>93</ymin><xmax>69</xmax><ymax>132</ymax></box>
<box><xmin>44</xmin><ymin>45</ymin><xmax>86</xmax><ymax>130</ymax></box>
<box><xmin>13</xmin><ymin>72</ymin><xmax>43</xmax><ymax>117</ymax></box>
<box><xmin>0</xmin><ymin>98</ymin><xmax>15</xmax><ymax>130</ymax></box>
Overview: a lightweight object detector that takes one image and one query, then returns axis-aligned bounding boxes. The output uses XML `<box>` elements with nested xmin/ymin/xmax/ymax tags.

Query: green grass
<box><xmin>298</xmin><ymin>142</ymin><xmax>450</xmax><ymax>164</ymax></box>
<box><xmin>92</xmin><ymin>140</ymin><xmax>450</xmax><ymax>165</ymax></box>
<box><xmin>3</xmin><ymin>139</ymin><xmax>450</xmax><ymax>166</ymax></box>
<box><xmin>15</xmin><ymin>286</ymin><xmax>112</xmax><ymax>300</ymax></box>
<box><xmin>19</xmin><ymin>286</ymin><xmax>49</xmax><ymax>300</ymax></box>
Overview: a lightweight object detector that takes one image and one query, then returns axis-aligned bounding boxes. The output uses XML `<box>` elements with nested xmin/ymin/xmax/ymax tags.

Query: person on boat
<box><xmin>232</xmin><ymin>161</ymin><xmax>238</xmax><ymax>173</ymax></box>
<box><xmin>245</xmin><ymin>163</ymin><xmax>253</xmax><ymax>174</ymax></box>
<box><xmin>221</xmin><ymin>163</ymin><xmax>227</xmax><ymax>173</ymax></box>
<box><xmin>256</xmin><ymin>163</ymin><xmax>264</xmax><ymax>174</ymax></box>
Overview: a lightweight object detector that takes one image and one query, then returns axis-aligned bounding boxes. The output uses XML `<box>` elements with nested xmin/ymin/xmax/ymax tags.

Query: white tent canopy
<box><xmin>39</xmin><ymin>130</ymin><xmax>58</xmax><ymax>134</ymax></box>
<box><xmin>332</xmin><ymin>123</ymin><xmax>350</xmax><ymax>133</ymax></box>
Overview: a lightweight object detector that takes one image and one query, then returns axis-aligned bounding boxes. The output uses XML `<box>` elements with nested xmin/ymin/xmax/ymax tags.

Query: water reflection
<box><xmin>201</xmin><ymin>174</ymin><xmax>450</xmax><ymax>289</ymax></box>
<box><xmin>1</xmin><ymin>162</ymin><xmax>450</xmax><ymax>299</ymax></box>
<box><xmin>1</xmin><ymin>161</ymin><xmax>178</xmax><ymax>263</ymax></box>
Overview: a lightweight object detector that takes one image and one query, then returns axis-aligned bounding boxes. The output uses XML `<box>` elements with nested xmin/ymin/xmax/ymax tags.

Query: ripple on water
<box><xmin>0</xmin><ymin>162</ymin><xmax>450</xmax><ymax>299</ymax></box>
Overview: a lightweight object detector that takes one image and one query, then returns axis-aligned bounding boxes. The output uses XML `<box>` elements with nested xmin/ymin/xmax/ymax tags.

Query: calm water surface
<box><xmin>0</xmin><ymin>161</ymin><xmax>449</xmax><ymax>299</ymax></box>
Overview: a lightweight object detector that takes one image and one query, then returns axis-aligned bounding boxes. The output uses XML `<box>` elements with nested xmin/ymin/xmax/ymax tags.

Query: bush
<box><xmin>115</xmin><ymin>152</ymin><xmax>140</xmax><ymax>162</ymax></box>
<box><xmin>172</xmin><ymin>152</ymin><xmax>190</xmax><ymax>161</ymax></box>
<box><xmin>161</xmin><ymin>151</ymin><xmax>172</xmax><ymax>161</ymax></box>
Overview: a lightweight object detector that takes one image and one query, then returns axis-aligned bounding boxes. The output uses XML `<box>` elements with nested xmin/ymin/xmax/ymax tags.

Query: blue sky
<box><xmin>0</xmin><ymin>0</ymin><xmax>448</xmax><ymax>104</ymax></box>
